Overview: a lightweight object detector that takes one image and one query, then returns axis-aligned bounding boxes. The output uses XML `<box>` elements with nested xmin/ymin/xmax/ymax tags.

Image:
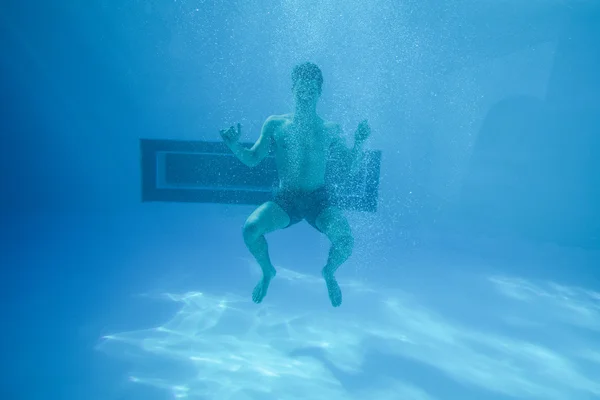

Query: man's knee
<box><xmin>334</xmin><ymin>234</ymin><xmax>354</xmax><ymax>257</ymax></box>
<box><xmin>242</xmin><ymin>219</ymin><xmax>262</xmax><ymax>245</ymax></box>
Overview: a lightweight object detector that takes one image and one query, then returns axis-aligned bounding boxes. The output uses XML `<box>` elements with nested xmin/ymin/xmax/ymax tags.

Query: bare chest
<box><xmin>274</xmin><ymin>123</ymin><xmax>331</xmax><ymax>157</ymax></box>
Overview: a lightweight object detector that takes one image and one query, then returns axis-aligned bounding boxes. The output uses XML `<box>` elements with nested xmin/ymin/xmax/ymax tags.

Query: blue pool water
<box><xmin>2</xmin><ymin>1</ymin><xmax>599</xmax><ymax>399</ymax></box>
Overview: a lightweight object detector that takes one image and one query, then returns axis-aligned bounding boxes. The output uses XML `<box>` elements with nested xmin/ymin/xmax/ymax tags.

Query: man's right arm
<box><xmin>225</xmin><ymin>117</ymin><xmax>277</xmax><ymax>167</ymax></box>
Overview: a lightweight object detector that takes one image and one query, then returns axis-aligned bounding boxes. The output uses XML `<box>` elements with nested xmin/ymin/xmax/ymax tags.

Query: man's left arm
<box><xmin>349</xmin><ymin>133</ymin><xmax>366</xmax><ymax>175</ymax></box>
<box><xmin>330</xmin><ymin>120</ymin><xmax>371</xmax><ymax>176</ymax></box>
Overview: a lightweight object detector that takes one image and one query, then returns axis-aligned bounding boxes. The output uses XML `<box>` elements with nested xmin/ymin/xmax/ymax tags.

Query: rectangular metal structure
<box><xmin>140</xmin><ymin>139</ymin><xmax>381</xmax><ymax>212</ymax></box>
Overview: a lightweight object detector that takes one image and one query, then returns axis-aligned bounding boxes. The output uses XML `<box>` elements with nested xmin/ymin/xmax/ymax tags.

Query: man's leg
<box><xmin>243</xmin><ymin>201</ymin><xmax>291</xmax><ymax>304</ymax></box>
<box><xmin>314</xmin><ymin>207</ymin><xmax>354</xmax><ymax>307</ymax></box>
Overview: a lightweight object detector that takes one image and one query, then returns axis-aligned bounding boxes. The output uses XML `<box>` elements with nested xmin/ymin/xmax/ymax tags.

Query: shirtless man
<box><xmin>220</xmin><ymin>62</ymin><xmax>371</xmax><ymax>307</ymax></box>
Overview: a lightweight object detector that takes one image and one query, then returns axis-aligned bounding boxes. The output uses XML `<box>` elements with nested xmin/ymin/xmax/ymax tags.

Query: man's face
<box><xmin>293</xmin><ymin>78</ymin><xmax>321</xmax><ymax>103</ymax></box>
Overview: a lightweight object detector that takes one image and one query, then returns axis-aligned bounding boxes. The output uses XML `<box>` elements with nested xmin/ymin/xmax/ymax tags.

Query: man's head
<box><xmin>291</xmin><ymin>62</ymin><xmax>323</xmax><ymax>103</ymax></box>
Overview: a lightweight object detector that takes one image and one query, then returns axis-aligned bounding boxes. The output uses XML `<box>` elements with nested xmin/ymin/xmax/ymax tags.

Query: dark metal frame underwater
<box><xmin>140</xmin><ymin>139</ymin><xmax>382</xmax><ymax>212</ymax></box>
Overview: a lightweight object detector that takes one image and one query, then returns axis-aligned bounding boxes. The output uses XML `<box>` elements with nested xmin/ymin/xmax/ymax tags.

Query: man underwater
<box><xmin>220</xmin><ymin>62</ymin><xmax>371</xmax><ymax>307</ymax></box>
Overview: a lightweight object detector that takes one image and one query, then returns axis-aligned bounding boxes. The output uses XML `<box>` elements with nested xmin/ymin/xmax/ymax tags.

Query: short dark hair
<box><xmin>291</xmin><ymin>62</ymin><xmax>323</xmax><ymax>92</ymax></box>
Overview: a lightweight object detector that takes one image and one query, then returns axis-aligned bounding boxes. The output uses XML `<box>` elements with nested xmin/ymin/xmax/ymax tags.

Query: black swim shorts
<box><xmin>273</xmin><ymin>186</ymin><xmax>331</xmax><ymax>231</ymax></box>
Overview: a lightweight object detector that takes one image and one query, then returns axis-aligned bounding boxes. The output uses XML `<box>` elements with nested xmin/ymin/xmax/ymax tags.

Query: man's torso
<box><xmin>270</xmin><ymin>113</ymin><xmax>338</xmax><ymax>191</ymax></box>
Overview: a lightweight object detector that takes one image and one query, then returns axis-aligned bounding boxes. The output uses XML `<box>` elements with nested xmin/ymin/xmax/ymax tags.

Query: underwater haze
<box><xmin>1</xmin><ymin>0</ymin><xmax>600</xmax><ymax>399</ymax></box>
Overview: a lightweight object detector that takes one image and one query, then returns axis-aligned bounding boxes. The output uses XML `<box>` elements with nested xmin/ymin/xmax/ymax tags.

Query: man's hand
<box><xmin>354</xmin><ymin>119</ymin><xmax>371</xmax><ymax>143</ymax></box>
<box><xmin>220</xmin><ymin>123</ymin><xmax>242</xmax><ymax>145</ymax></box>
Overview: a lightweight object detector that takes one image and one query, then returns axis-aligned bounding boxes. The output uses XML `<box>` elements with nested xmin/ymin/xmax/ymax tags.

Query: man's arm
<box><xmin>349</xmin><ymin>138</ymin><xmax>366</xmax><ymax>176</ymax></box>
<box><xmin>224</xmin><ymin>117</ymin><xmax>277</xmax><ymax>168</ymax></box>
<box><xmin>330</xmin><ymin>124</ymin><xmax>366</xmax><ymax>176</ymax></box>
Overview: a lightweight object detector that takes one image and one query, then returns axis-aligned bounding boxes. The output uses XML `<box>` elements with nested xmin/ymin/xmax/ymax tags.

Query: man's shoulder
<box><xmin>265</xmin><ymin>113</ymin><xmax>292</xmax><ymax>125</ymax></box>
<box><xmin>261</xmin><ymin>114</ymin><xmax>289</xmax><ymax>138</ymax></box>
<box><xmin>323</xmin><ymin>120</ymin><xmax>342</xmax><ymax>137</ymax></box>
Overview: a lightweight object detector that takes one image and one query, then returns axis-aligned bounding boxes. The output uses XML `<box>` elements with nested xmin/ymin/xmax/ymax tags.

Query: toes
<box><xmin>331</xmin><ymin>290</ymin><xmax>342</xmax><ymax>307</ymax></box>
<box><xmin>325</xmin><ymin>278</ymin><xmax>342</xmax><ymax>307</ymax></box>
<box><xmin>252</xmin><ymin>283</ymin><xmax>263</xmax><ymax>303</ymax></box>
<box><xmin>252</xmin><ymin>279</ymin><xmax>270</xmax><ymax>304</ymax></box>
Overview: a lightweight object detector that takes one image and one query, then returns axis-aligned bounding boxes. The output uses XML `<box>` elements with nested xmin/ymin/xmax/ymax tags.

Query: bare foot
<box><xmin>252</xmin><ymin>267</ymin><xmax>276</xmax><ymax>304</ymax></box>
<box><xmin>322</xmin><ymin>269</ymin><xmax>342</xmax><ymax>307</ymax></box>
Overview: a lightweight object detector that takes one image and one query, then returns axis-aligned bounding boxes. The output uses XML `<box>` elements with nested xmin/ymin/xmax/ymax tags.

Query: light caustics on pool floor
<box><xmin>97</xmin><ymin>263</ymin><xmax>600</xmax><ymax>400</ymax></box>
